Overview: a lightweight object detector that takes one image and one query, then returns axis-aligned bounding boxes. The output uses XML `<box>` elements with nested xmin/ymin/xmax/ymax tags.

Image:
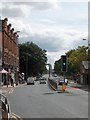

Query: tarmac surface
<box><xmin>0</xmin><ymin>84</ymin><xmax>25</xmax><ymax>94</ymax></box>
<box><xmin>0</xmin><ymin>84</ymin><xmax>24</xmax><ymax>120</ymax></box>
<box><xmin>0</xmin><ymin>81</ymin><xmax>88</xmax><ymax>120</ymax></box>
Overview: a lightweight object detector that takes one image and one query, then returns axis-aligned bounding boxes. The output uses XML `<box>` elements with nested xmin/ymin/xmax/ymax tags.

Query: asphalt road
<box><xmin>6</xmin><ymin>81</ymin><xmax>88</xmax><ymax>118</ymax></box>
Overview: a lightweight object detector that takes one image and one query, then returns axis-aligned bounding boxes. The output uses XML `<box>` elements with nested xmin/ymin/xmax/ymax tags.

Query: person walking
<box><xmin>11</xmin><ymin>77</ymin><xmax>14</xmax><ymax>87</ymax></box>
<box><xmin>11</xmin><ymin>72</ymin><xmax>15</xmax><ymax>87</ymax></box>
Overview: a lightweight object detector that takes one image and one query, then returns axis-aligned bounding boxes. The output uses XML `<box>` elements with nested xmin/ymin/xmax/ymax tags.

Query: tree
<box><xmin>54</xmin><ymin>46</ymin><xmax>88</xmax><ymax>76</ymax></box>
<box><xmin>67</xmin><ymin>46</ymin><xmax>88</xmax><ymax>75</ymax></box>
<box><xmin>19</xmin><ymin>42</ymin><xmax>47</xmax><ymax>78</ymax></box>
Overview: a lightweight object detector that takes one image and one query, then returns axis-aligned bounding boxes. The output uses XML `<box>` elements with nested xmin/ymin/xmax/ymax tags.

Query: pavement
<box><xmin>0</xmin><ymin>83</ymin><xmax>26</xmax><ymax>94</ymax></box>
<box><xmin>0</xmin><ymin>81</ymin><xmax>88</xmax><ymax>119</ymax></box>
<box><xmin>0</xmin><ymin>84</ymin><xmax>24</xmax><ymax>120</ymax></box>
<box><xmin>69</xmin><ymin>81</ymin><xmax>88</xmax><ymax>92</ymax></box>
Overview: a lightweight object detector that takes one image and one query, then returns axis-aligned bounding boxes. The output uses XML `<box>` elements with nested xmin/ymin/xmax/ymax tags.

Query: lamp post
<box><xmin>25</xmin><ymin>53</ymin><xmax>31</xmax><ymax>80</ymax></box>
<box><xmin>46</xmin><ymin>63</ymin><xmax>52</xmax><ymax>78</ymax></box>
<box><xmin>15</xmin><ymin>31</ymin><xmax>20</xmax><ymax>85</ymax></box>
<box><xmin>82</xmin><ymin>38</ymin><xmax>90</xmax><ymax>61</ymax></box>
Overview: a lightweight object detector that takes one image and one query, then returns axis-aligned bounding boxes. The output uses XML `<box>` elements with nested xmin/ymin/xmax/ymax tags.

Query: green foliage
<box><xmin>19</xmin><ymin>42</ymin><xmax>47</xmax><ymax>77</ymax></box>
<box><xmin>54</xmin><ymin>46</ymin><xmax>88</xmax><ymax>76</ymax></box>
<box><xmin>54</xmin><ymin>59</ymin><xmax>63</xmax><ymax>75</ymax></box>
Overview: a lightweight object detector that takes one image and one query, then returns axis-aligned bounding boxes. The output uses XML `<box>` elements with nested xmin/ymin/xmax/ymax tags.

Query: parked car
<box><xmin>40</xmin><ymin>77</ymin><xmax>46</xmax><ymax>84</ymax></box>
<box><xmin>58</xmin><ymin>79</ymin><xmax>68</xmax><ymax>85</ymax></box>
<box><xmin>27</xmin><ymin>77</ymin><xmax>34</xmax><ymax>85</ymax></box>
<box><xmin>52</xmin><ymin>74</ymin><xmax>57</xmax><ymax>77</ymax></box>
<box><xmin>35</xmin><ymin>76</ymin><xmax>41</xmax><ymax>81</ymax></box>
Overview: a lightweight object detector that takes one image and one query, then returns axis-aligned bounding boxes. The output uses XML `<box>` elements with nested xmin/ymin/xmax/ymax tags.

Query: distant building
<box><xmin>80</xmin><ymin>61</ymin><xmax>90</xmax><ymax>85</ymax></box>
<box><xmin>0</xmin><ymin>18</ymin><xmax>19</xmax><ymax>85</ymax></box>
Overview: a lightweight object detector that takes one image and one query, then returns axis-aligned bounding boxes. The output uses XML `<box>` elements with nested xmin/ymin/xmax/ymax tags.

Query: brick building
<box><xmin>0</xmin><ymin>18</ymin><xmax>19</xmax><ymax>85</ymax></box>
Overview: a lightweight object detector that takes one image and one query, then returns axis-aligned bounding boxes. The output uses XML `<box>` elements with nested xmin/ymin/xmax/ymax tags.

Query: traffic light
<box><xmin>61</xmin><ymin>55</ymin><xmax>68</xmax><ymax>72</ymax></box>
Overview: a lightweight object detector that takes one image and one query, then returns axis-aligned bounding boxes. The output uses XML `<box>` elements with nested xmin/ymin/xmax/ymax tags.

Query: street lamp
<box><xmin>46</xmin><ymin>63</ymin><xmax>52</xmax><ymax>78</ymax></box>
<box><xmin>82</xmin><ymin>38</ymin><xmax>90</xmax><ymax>60</ymax></box>
<box><xmin>14</xmin><ymin>31</ymin><xmax>20</xmax><ymax>85</ymax></box>
<box><xmin>25</xmin><ymin>53</ymin><xmax>31</xmax><ymax>80</ymax></box>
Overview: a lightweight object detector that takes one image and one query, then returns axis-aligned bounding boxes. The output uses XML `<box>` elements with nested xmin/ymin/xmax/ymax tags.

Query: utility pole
<box><xmin>25</xmin><ymin>53</ymin><xmax>31</xmax><ymax>80</ymax></box>
<box><xmin>26</xmin><ymin>55</ymin><xmax>28</xmax><ymax>80</ymax></box>
<box><xmin>46</xmin><ymin>63</ymin><xmax>52</xmax><ymax>78</ymax></box>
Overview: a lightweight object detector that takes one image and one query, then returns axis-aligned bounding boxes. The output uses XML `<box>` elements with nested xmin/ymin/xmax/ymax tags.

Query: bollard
<box><xmin>62</xmin><ymin>83</ymin><xmax>66</xmax><ymax>92</ymax></box>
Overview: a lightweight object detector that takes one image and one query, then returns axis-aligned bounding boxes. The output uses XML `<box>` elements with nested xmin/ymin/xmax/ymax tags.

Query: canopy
<box><xmin>0</xmin><ymin>68</ymin><xmax>9</xmax><ymax>74</ymax></box>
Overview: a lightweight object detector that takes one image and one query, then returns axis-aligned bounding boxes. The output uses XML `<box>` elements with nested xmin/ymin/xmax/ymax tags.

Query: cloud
<box><xmin>16</xmin><ymin>20</ymin><xmax>87</xmax><ymax>52</ymax></box>
<box><xmin>0</xmin><ymin>0</ymin><xmax>89</xmax><ymax>2</ymax></box>
<box><xmin>0</xmin><ymin>1</ymin><xmax>59</xmax><ymax>20</ymax></box>
<box><xmin>0</xmin><ymin>1</ymin><xmax>87</xmax><ymax>67</ymax></box>
<box><xmin>26</xmin><ymin>1</ymin><xmax>58</xmax><ymax>10</ymax></box>
<box><xmin>1</xmin><ymin>3</ymin><xmax>30</xmax><ymax>18</ymax></box>
<box><xmin>2</xmin><ymin>5</ymin><xmax>24</xmax><ymax>18</ymax></box>
<box><xmin>1</xmin><ymin>0</ymin><xmax>58</xmax><ymax>15</ymax></box>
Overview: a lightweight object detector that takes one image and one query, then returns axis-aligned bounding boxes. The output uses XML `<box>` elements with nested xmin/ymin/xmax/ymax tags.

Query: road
<box><xmin>6</xmin><ymin>81</ymin><xmax>88</xmax><ymax>118</ymax></box>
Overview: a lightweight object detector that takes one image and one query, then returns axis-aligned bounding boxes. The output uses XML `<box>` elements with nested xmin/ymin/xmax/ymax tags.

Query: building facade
<box><xmin>0</xmin><ymin>18</ymin><xmax>19</xmax><ymax>85</ymax></box>
<box><xmin>80</xmin><ymin>61</ymin><xmax>90</xmax><ymax>85</ymax></box>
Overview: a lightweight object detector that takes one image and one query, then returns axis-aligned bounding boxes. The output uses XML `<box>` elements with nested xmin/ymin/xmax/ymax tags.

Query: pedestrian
<box><xmin>6</xmin><ymin>78</ymin><xmax>9</xmax><ymax>87</ymax></box>
<box><xmin>11</xmin><ymin>77</ymin><xmax>14</xmax><ymax>87</ymax></box>
<box><xmin>11</xmin><ymin>72</ymin><xmax>15</xmax><ymax>87</ymax></box>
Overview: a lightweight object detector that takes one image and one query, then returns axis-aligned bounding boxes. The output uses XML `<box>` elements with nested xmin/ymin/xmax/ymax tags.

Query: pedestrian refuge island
<box><xmin>48</xmin><ymin>77</ymin><xmax>67</xmax><ymax>92</ymax></box>
<box><xmin>48</xmin><ymin>77</ymin><xmax>58</xmax><ymax>91</ymax></box>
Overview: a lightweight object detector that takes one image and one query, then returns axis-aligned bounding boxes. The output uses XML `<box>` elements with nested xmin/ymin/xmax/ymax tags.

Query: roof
<box><xmin>82</xmin><ymin>61</ymin><xmax>90</xmax><ymax>70</ymax></box>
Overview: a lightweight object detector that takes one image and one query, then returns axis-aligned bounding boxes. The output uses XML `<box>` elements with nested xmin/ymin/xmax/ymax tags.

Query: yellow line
<box><xmin>48</xmin><ymin>80</ymin><xmax>57</xmax><ymax>91</ymax></box>
<box><xmin>12</xmin><ymin>113</ymin><xmax>23</xmax><ymax>120</ymax></box>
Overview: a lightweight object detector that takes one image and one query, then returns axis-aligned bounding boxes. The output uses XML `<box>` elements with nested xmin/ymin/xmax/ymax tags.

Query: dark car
<box><xmin>40</xmin><ymin>77</ymin><xmax>46</xmax><ymax>84</ymax></box>
<box><xmin>35</xmin><ymin>76</ymin><xmax>41</xmax><ymax>81</ymax></box>
<box><xmin>27</xmin><ymin>77</ymin><xmax>34</xmax><ymax>85</ymax></box>
<box><xmin>53</xmin><ymin>74</ymin><xmax>57</xmax><ymax>77</ymax></box>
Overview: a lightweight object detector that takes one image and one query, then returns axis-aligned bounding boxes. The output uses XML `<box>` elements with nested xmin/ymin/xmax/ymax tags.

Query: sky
<box><xmin>0</xmin><ymin>0</ymin><xmax>89</xmax><ymax>68</ymax></box>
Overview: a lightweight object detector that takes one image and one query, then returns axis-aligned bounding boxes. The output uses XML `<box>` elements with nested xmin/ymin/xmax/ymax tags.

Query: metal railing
<box><xmin>0</xmin><ymin>94</ymin><xmax>12</xmax><ymax>120</ymax></box>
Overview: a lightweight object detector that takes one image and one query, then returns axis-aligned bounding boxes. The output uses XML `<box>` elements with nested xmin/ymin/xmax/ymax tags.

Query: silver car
<box><xmin>27</xmin><ymin>77</ymin><xmax>34</xmax><ymax>85</ymax></box>
<box><xmin>40</xmin><ymin>77</ymin><xmax>46</xmax><ymax>84</ymax></box>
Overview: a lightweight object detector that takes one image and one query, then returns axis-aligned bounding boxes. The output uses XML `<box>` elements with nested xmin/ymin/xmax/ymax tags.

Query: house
<box><xmin>80</xmin><ymin>61</ymin><xmax>90</xmax><ymax>85</ymax></box>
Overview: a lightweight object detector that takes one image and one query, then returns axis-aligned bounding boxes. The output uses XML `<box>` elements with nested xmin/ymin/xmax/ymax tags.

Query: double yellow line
<box><xmin>48</xmin><ymin>79</ymin><xmax>57</xmax><ymax>91</ymax></box>
<box><xmin>12</xmin><ymin>113</ymin><xmax>23</xmax><ymax>120</ymax></box>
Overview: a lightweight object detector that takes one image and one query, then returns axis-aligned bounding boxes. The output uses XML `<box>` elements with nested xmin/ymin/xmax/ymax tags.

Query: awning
<box><xmin>0</xmin><ymin>68</ymin><xmax>9</xmax><ymax>74</ymax></box>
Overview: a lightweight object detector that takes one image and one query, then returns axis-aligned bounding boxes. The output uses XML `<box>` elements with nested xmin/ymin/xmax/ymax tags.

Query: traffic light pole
<box><xmin>63</xmin><ymin>71</ymin><xmax>65</xmax><ymax>83</ymax></box>
<box><xmin>61</xmin><ymin>55</ymin><xmax>68</xmax><ymax>91</ymax></box>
